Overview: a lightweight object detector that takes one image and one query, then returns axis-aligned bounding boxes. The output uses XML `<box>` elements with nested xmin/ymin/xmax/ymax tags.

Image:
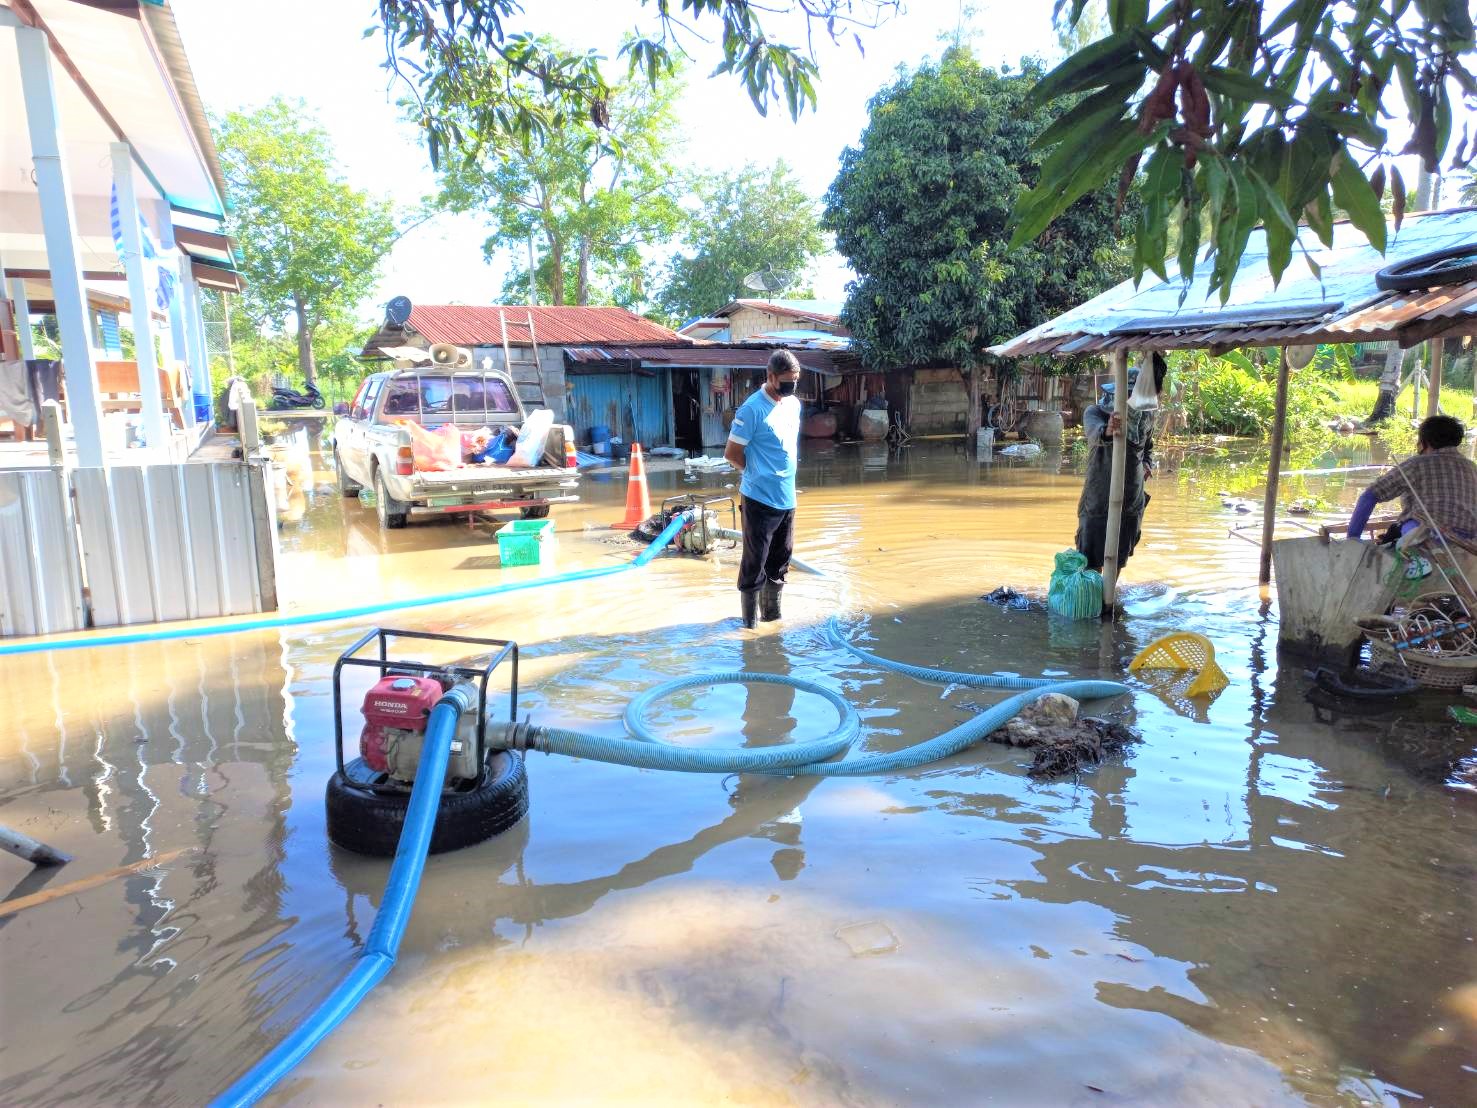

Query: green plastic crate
<box><xmin>496</xmin><ymin>518</ymin><xmax>556</xmax><ymax>566</ymax></box>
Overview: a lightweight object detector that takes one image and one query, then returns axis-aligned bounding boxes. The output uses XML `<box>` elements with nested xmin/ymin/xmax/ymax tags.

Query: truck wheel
<box><xmin>375</xmin><ymin>468</ymin><xmax>408</xmax><ymax>529</ymax></box>
<box><xmin>326</xmin><ymin>751</ymin><xmax>529</xmax><ymax>857</ymax></box>
<box><xmin>336</xmin><ymin>452</ymin><xmax>361</xmax><ymax>497</ymax></box>
<box><xmin>519</xmin><ymin>504</ymin><xmax>551</xmax><ymax>520</ymax></box>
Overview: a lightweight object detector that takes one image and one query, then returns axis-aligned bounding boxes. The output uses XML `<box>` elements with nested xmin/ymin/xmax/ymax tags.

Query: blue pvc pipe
<box><xmin>210</xmin><ymin>684</ymin><xmax>477</xmax><ymax>1108</ymax></box>
<box><xmin>0</xmin><ymin>512</ymin><xmax>694</xmax><ymax>658</ymax></box>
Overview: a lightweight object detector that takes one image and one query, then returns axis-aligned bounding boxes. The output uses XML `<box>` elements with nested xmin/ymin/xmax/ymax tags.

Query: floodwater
<box><xmin>2</xmin><ymin>435</ymin><xmax>1475</xmax><ymax>1107</ymax></box>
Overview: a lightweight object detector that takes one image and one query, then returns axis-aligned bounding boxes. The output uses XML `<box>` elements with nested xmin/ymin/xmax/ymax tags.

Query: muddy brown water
<box><xmin>1</xmin><ymin>438</ymin><xmax>1474</xmax><ymax>1106</ymax></box>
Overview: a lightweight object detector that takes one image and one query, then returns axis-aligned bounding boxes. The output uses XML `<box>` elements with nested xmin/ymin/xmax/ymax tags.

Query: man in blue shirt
<box><xmin>724</xmin><ymin>350</ymin><xmax>803</xmax><ymax>628</ymax></box>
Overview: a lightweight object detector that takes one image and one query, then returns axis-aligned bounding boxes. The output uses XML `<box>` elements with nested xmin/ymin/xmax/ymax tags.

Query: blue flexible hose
<box><xmin>0</xmin><ymin>512</ymin><xmax>694</xmax><ymax>658</ymax></box>
<box><xmin>529</xmin><ymin>672</ymin><xmax>860</xmax><ymax>773</ymax></box>
<box><xmin>516</xmin><ymin>617</ymin><xmax>1129</xmax><ymax>776</ymax></box>
<box><xmin>210</xmin><ymin>684</ymin><xmax>477</xmax><ymax>1108</ymax></box>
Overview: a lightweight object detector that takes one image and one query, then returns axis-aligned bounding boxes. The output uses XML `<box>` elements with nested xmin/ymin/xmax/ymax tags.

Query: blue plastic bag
<box><xmin>1047</xmin><ymin>549</ymin><xmax>1103</xmax><ymax>620</ymax></box>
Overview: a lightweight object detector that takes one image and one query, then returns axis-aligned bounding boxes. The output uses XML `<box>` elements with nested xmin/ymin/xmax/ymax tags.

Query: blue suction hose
<box><xmin>210</xmin><ymin>684</ymin><xmax>477</xmax><ymax>1108</ymax></box>
<box><xmin>0</xmin><ymin>512</ymin><xmax>693</xmax><ymax>658</ymax></box>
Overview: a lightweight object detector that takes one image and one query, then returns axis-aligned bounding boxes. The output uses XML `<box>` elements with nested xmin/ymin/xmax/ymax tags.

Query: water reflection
<box><xmin>1</xmin><ymin>438</ymin><xmax>1473</xmax><ymax>1106</ymax></box>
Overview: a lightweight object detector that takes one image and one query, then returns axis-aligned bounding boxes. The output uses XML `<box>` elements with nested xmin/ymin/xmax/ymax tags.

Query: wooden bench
<box><xmin>94</xmin><ymin>359</ymin><xmax>186</xmax><ymax>428</ymax></box>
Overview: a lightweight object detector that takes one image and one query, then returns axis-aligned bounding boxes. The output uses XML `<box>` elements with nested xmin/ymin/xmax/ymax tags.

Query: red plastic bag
<box><xmin>401</xmin><ymin>421</ymin><xmax>463</xmax><ymax>471</ymax></box>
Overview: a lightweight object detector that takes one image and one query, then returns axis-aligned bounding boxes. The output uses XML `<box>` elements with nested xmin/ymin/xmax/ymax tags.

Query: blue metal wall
<box><xmin>567</xmin><ymin>371</ymin><xmax>670</xmax><ymax>447</ymax></box>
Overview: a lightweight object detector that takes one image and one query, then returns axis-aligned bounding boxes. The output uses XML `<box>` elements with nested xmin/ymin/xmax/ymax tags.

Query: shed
<box><xmin>991</xmin><ymin>208</ymin><xmax>1477</xmax><ymax>646</ymax></box>
<box><xmin>362</xmin><ymin>303</ymin><xmax>686</xmax><ymax>423</ymax></box>
<box><xmin>563</xmin><ymin>342</ymin><xmax>856</xmax><ymax>450</ymax></box>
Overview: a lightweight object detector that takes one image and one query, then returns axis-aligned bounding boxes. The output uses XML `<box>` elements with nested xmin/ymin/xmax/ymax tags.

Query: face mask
<box><xmin>775</xmin><ymin>379</ymin><xmax>797</xmax><ymax>397</ymax></box>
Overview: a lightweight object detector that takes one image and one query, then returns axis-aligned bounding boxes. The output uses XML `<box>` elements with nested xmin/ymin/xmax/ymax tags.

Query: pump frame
<box><xmin>332</xmin><ymin>627</ymin><xmax>519</xmax><ymax>787</ymax></box>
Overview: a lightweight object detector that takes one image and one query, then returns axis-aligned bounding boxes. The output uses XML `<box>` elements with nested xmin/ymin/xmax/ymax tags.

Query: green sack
<box><xmin>1048</xmin><ymin>549</ymin><xmax>1103</xmax><ymax>620</ymax></box>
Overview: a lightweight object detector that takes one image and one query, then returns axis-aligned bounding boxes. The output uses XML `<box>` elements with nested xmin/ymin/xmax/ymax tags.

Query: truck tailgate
<box><xmin>413</xmin><ymin>465</ymin><xmax>570</xmax><ymax>487</ymax></box>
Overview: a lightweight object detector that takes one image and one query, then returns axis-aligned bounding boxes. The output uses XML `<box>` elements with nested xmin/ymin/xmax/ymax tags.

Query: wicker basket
<box><xmin>1368</xmin><ymin>637</ymin><xmax>1477</xmax><ymax>691</ymax></box>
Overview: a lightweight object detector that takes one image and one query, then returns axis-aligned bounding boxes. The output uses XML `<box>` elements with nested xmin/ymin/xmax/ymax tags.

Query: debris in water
<box><xmin>834</xmin><ymin>920</ymin><xmax>899</xmax><ymax>957</ymax></box>
<box><xmin>990</xmin><ymin>694</ymin><xmax>1139</xmax><ymax>778</ymax></box>
<box><xmin>981</xmin><ymin>586</ymin><xmax>1034</xmax><ymax>610</ymax></box>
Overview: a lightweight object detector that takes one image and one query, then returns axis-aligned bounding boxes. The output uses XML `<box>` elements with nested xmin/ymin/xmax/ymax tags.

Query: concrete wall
<box><xmin>471</xmin><ymin>344</ymin><xmax>568</xmax><ymax>421</ymax></box>
<box><xmin>907</xmin><ymin>367</ymin><xmax>969</xmax><ymax>434</ymax></box>
<box><xmin>725</xmin><ymin>307</ymin><xmax>844</xmax><ymax>342</ymax></box>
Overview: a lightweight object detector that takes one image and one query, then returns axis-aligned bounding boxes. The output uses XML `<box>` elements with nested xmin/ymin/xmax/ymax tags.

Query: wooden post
<box><xmin>1259</xmin><ymin>347</ymin><xmax>1292</xmax><ymax>586</ymax></box>
<box><xmin>1100</xmin><ymin>349</ymin><xmax>1130</xmax><ymax>616</ymax></box>
<box><xmin>965</xmin><ymin>366</ymin><xmax>983</xmax><ymax>455</ymax></box>
<box><xmin>1425</xmin><ymin>336</ymin><xmax>1444</xmax><ymax>418</ymax></box>
<box><xmin>0</xmin><ymin>824</ymin><xmax>70</xmax><ymax>867</ymax></box>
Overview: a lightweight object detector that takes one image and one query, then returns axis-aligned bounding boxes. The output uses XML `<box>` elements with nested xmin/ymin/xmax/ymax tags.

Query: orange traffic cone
<box><xmin>611</xmin><ymin>442</ymin><xmax>651</xmax><ymax>529</ymax></box>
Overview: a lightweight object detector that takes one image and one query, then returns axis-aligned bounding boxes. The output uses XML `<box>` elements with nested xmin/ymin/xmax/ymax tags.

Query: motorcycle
<box><xmin>268</xmin><ymin>381</ymin><xmax>325</xmax><ymax>410</ymax></box>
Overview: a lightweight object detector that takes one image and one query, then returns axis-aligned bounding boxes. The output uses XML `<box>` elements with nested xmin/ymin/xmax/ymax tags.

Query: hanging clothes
<box><xmin>0</xmin><ymin>359</ymin><xmax>36</xmax><ymax>426</ymax></box>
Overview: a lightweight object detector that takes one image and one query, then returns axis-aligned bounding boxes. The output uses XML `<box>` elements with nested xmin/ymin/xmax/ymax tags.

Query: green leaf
<box><xmin>1199</xmin><ymin>65</ymin><xmax>1296</xmax><ymax>107</ymax></box>
<box><xmin>1010</xmin><ymin>119</ymin><xmax>1153</xmax><ymax>247</ymax></box>
<box><xmin>1177</xmin><ymin>190</ymin><xmax>1203</xmax><ymax>281</ymax></box>
<box><xmin>1434</xmin><ymin>83</ymin><xmax>1453</xmax><ymax>160</ymax></box>
<box><xmin>1250</xmin><ymin>168</ymin><xmax>1296</xmax><ymax>285</ymax></box>
<box><xmin>1304</xmin><ymin>188</ymin><xmax>1334</xmax><ymax>246</ymax></box>
<box><xmin>1031</xmin><ymin>76</ymin><xmax>1141</xmax><ymax>151</ymax></box>
<box><xmin>1108</xmin><ymin>0</ymin><xmax>1149</xmax><ymax>31</ymax></box>
<box><xmin>1328</xmin><ymin>148</ymin><xmax>1387</xmax><ymax>252</ymax></box>
<box><xmin>1314</xmin><ymin>108</ymin><xmax>1388</xmax><ymax>149</ymax></box>
<box><xmin>1027</xmin><ymin>32</ymin><xmax>1142</xmax><ymax>108</ymax></box>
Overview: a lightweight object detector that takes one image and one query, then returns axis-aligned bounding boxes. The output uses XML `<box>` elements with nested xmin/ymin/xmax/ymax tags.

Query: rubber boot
<box><xmin>740</xmin><ymin>588</ymin><xmax>759</xmax><ymax>629</ymax></box>
<box><xmin>760</xmin><ymin>581</ymin><xmax>783</xmax><ymax>622</ymax></box>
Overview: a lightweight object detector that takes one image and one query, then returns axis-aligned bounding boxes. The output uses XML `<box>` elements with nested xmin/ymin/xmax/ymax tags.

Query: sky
<box><xmin>171</xmin><ymin>0</ymin><xmax>1063</xmax><ymax>321</ymax></box>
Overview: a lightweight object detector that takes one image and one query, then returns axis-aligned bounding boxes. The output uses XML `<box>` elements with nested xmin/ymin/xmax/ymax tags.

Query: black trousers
<box><xmin>738</xmin><ymin>496</ymin><xmax>794</xmax><ymax>592</ymax></box>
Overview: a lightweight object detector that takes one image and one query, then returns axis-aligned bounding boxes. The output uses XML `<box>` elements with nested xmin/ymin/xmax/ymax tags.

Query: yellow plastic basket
<box><xmin>1128</xmin><ymin>632</ymin><xmax>1230</xmax><ymax>698</ymax></box>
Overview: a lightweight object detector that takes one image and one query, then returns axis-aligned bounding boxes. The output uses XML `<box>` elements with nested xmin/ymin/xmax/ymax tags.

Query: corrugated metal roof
<box><xmin>563</xmin><ymin>344</ymin><xmax>854</xmax><ymax>373</ymax></box>
<box><xmin>406</xmin><ymin>305</ymin><xmax>683</xmax><ymax>346</ymax></box>
<box><xmin>991</xmin><ymin>208</ymin><xmax>1477</xmax><ymax>356</ymax></box>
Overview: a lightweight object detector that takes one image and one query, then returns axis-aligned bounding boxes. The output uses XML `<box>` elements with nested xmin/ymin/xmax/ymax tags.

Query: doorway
<box><xmin>671</xmin><ymin>369</ymin><xmax>703</xmax><ymax>453</ymax></box>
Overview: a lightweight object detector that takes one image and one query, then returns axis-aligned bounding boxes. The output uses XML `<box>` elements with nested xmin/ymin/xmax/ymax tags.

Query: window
<box><xmin>349</xmin><ymin>378</ymin><xmax>373</xmax><ymax>420</ymax></box>
<box><xmin>485</xmin><ymin>376</ymin><xmax>517</xmax><ymax>414</ymax></box>
<box><xmin>418</xmin><ymin>374</ymin><xmax>453</xmax><ymax>417</ymax></box>
<box><xmin>452</xmin><ymin>375</ymin><xmax>488</xmax><ymax>419</ymax></box>
<box><xmin>359</xmin><ymin>376</ymin><xmax>384</xmax><ymax>420</ymax></box>
<box><xmin>381</xmin><ymin>377</ymin><xmax>420</xmax><ymax>418</ymax></box>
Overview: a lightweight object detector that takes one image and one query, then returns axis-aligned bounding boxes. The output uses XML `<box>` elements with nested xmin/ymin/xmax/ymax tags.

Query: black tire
<box><xmin>375</xmin><ymin>467</ymin><xmax>408</xmax><ymax>529</ymax></box>
<box><xmin>519</xmin><ymin>504</ymin><xmax>551</xmax><ymax>520</ymax></box>
<box><xmin>326</xmin><ymin>751</ymin><xmax>529</xmax><ymax>857</ymax></box>
<box><xmin>1375</xmin><ymin>244</ymin><xmax>1477</xmax><ymax>292</ymax></box>
<box><xmin>336</xmin><ymin>451</ymin><xmax>361</xmax><ymax>497</ymax></box>
<box><xmin>311</xmin><ymin>394</ymin><xmax>326</xmax><ymax>409</ymax></box>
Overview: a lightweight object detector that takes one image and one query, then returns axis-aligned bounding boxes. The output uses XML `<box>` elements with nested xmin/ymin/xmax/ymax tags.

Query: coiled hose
<box><xmin>506</xmin><ymin>616</ymin><xmax>1129</xmax><ymax>776</ymax></box>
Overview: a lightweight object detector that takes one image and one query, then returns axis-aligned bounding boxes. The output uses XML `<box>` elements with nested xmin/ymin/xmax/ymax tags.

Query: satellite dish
<box><xmin>386</xmin><ymin>295</ymin><xmax>413</xmax><ymax>327</ymax></box>
<box><xmin>742</xmin><ymin>269</ymin><xmax>794</xmax><ymax>293</ymax></box>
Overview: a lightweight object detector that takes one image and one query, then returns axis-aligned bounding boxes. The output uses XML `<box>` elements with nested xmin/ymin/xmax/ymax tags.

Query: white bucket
<box><xmin>976</xmin><ymin>427</ymin><xmax>994</xmax><ymax>459</ymax></box>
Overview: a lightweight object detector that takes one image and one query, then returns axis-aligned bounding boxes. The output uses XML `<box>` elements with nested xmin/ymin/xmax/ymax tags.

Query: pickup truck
<box><xmin>333</xmin><ymin>367</ymin><xmax>579</xmax><ymax>529</ymax></box>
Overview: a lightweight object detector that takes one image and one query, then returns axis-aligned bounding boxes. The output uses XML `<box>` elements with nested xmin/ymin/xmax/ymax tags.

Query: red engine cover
<box><xmin>360</xmin><ymin>675</ymin><xmax>442</xmax><ymax>772</ymax></box>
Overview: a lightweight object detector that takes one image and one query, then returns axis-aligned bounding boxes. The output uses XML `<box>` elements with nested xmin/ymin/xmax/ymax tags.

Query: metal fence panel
<box><xmin>0</xmin><ymin>468</ymin><xmax>86</xmax><ymax>637</ymax></box>
<box><xmin>74</xmin><ymin>462</ymin><xmax>275</xmax><ymax>628</ymax></box>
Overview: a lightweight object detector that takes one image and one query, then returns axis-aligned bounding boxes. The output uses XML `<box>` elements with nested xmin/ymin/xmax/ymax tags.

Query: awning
<box><xmin>991</xmin><ymin>208</ymin><xmax>1477</xmax><ymax>356</ymax></box>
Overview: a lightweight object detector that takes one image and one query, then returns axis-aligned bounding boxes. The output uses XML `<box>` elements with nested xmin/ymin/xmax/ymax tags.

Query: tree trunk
<box><xmin>1366</xmin><ymin>345</ymin><xmax>1405</xmax><ymax>424</ymax></box>
<box><xmin>548</xmin><ymin>237</ymin><xmax>565</xmax><ymax>306</ymax></box>
<box><xmin>964</xmin><ymin>365</ymin><xmax>983</xmax><ymax>453</ymax></box>
<box><xmin>293</xmin><ymin>295</ymin><xmax>316</xmax><ymax>386</ymax></box>
<box><xmin>576</xmin><ymin>236</ymin><xmax>591</xmax><ymax>305</ymax></box>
